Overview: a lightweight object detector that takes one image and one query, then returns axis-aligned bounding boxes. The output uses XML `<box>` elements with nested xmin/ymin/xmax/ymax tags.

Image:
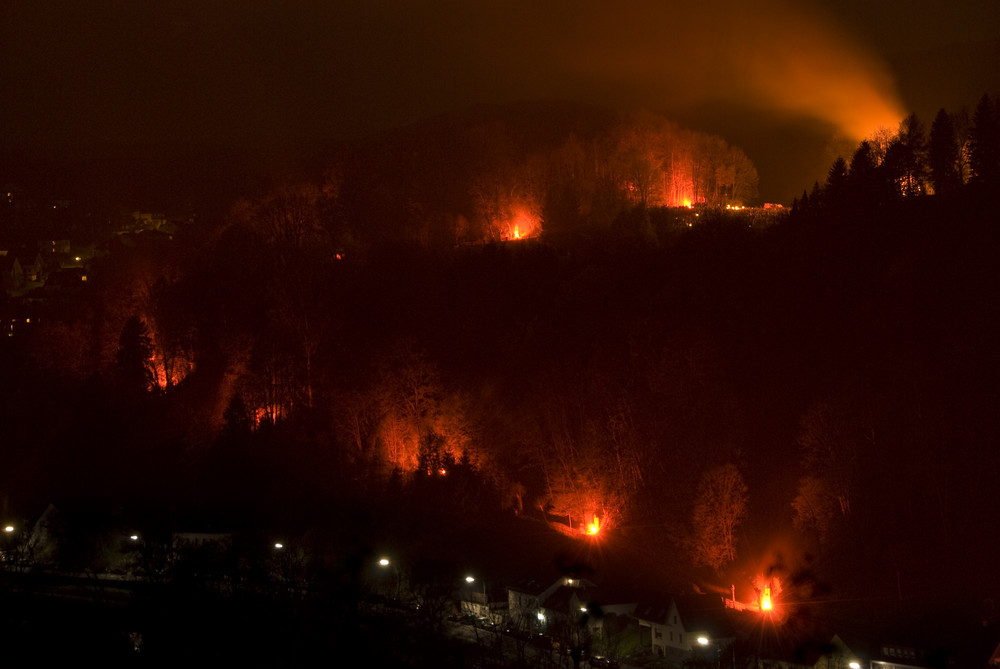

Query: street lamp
<box><xmin>849</xmin><ymin>662</ymin><xmax>861</xmax><ymax>669</ymax></box>
<box><xmin>378</xmin><ymin>557</ymin><xmax>401</xmax><ymax>602</ymax></box>
<box><xmin>465</xmin><ymin>575</ymin><xmax>486</xmax><ymax>598</ymax></box>
<box><xmin>465</xmin><ymin>575</ymin><xmax>488</xmax><ymax>618</ymax></box>
<box><xmin>697</xmin><ymin>635</ymin><xmax>728</xmax><ymax>669</ymax></box>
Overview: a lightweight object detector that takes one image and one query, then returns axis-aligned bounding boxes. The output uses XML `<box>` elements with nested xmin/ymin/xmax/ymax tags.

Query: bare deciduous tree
<box><xmin>690</xmin><ymin>463</ymin><xmax>748</xmax><ymax>569</ymax></box>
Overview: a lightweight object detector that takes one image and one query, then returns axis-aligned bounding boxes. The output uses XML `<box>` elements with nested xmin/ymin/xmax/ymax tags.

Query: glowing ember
<box><xmin>513</xmin><ymin>226</ymin><xmax>520</xmax><ymax>239</ymax></box>
<box><xmin>586</xmin><ymin>515</ymin><xmax>601</xmax><ymax>535</ymax></box>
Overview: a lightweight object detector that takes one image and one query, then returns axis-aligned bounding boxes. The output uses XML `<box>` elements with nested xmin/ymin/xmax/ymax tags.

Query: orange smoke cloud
<box><xmin>552</xmin><ymin>0</ymin><xmax>905</xmax><ymax>143</ymax></box>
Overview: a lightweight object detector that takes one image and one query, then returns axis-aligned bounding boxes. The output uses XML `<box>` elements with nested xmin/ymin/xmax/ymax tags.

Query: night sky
<box><xmin>3</xmin><ymin>0</ymin><xmax>999</xmax><ymax>203</ymax></box>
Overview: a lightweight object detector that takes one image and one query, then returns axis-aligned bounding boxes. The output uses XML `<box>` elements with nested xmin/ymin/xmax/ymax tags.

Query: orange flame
<box><xmin>503</xmin><ymin>205</ymin><xmax>540</xmax><ymax>241</ymax></box>
<box><xmin>586</xmin><ymin>515</ymin><xmax>601</xmax><ymax>535</ymax></box>
<box><xmin>760</xmin><ymin>586</ymin><xmax>772</xmax><ymax>612</ymax></box>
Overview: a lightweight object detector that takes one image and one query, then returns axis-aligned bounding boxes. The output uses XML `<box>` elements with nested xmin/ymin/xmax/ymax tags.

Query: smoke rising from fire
<box><xmin>5</xmin><ymin>0</ymin><xmax>920</xmax><ymax>202</ymax></box>
<box><xmin>545</xmin><ymin>0</ymin><xmax>906</xmax><ymax>143</ymax></box>
<box><xmin>119</xmin><ymin>0</ymin><xmax>899</xmax><ymax>147</ymax></box>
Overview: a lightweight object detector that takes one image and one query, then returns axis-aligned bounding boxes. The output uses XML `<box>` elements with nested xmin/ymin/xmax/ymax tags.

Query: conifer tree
<box><xmin>885</xmin><ymin>113</ymin><xmax>928</xmax><ymax>197</ymax></box>
<box><xmin>928</xmin><ymin>108</ymin><xmax>963</xmax><ymax>195</ymax></box>
<box><xmin>969</xmin><ymin>94</ymin><xmax>1000</xmax><ymax>187</ymax></box>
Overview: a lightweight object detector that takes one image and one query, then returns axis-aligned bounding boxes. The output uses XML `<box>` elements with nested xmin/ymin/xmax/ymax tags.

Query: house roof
<box><xmin>576</xmin><ymin>585</ymin><xmax>637</xmax><ymax>615</ymax></box>
<box><xmin>542</xmin><ymin>585</ymin><xmax>583</xmax><ymax>615</ymax></box>
<box><xmin>634</xmin><ymin>601</ymin><xmax>671</xmax><ymax>625</ymax></box>
<box><xmin>510</xmin><ymin>577</ymin><xmax>556</xmax><ymax>596</ymax></box>
<box><xmin>675</xmin><ymin>594</ymin><xmax>734</xmax><ymax>636</ymax></box>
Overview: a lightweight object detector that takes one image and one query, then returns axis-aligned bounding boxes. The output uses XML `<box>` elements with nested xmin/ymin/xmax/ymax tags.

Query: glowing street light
<box><xmin>3</xmin><ymin>525</ymin><xmax>14</xmax><ymax>533</ymax></box>
<box><xmin>377</xmin><ymin>558</ymin><xmax>401</xmax><ymax>601</ymax></box>
<box><xmin>849</xmin><ymin>662</ymin><xmax>861</xmax><ymax>669</ymax></box>
<box><xmin>466</xmin><ymin>574</ymin><xmax>487</xmax><ymax>607</ymax></box>
<box><xmin>698</xmin><ymin>636</ymin><xmax>710</xmax><ymax>646</ymax></box>
<box><xmin>274</xmin><ymin>542</ymin><xmax>284</xmax><ymax>549</ymax></box>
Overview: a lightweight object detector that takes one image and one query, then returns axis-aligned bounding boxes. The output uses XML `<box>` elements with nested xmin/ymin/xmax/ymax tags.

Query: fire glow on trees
<box><xmin>501</xmin><ymin>205</ymin><xmax>541</xmax><ymax>241</ymax></box>
<box><xmin>613</xmin><ymin>113</ymin><xmax>758</xmax><ymax>208</ymax></box>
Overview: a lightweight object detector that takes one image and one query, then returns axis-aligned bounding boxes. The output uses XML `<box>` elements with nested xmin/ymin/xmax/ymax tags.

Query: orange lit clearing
<box><xmin>586</xmin><ymin>515</ymin><xmax>601</xmax><ymax>535</ymax></box>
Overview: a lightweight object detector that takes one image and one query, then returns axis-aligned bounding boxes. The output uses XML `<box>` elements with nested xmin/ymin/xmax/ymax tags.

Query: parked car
<box><xmin>590</xmin><ymin>656</ymin><xmax>619</xmax><ymax>668</ymax></box>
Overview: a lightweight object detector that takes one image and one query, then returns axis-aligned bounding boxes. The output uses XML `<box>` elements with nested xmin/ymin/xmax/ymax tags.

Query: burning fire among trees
<box><xmin>3</xmin><ymin>93</ymin><xmax>1000</xmax><ymax>646</ymax></box>
<box><xmin>4</xmin><ymin>0</ymin><xmax>1000</xmax><ymax>661</ymax></box>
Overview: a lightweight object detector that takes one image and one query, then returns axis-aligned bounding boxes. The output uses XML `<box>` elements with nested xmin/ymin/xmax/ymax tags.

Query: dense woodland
<box><xmin>1</xmin><ymin>96</ymin><xmax>999</xmax><ymax>609</ymax></box>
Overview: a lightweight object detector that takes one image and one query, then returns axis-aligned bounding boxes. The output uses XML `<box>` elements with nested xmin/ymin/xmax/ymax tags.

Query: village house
<box><xmin>507</xmin><ymin>575</ymin><xmax>591</xmax><ymax>635</ymax></box>
<box><xmin>458</xmin><ymin>576</ymin><xmax>508</xmax><ymax>626</ymax></box>
<box><xmin>635</xmin><ymin>593</ymin><xmax>736</xmax><ymax>661</ymax></box>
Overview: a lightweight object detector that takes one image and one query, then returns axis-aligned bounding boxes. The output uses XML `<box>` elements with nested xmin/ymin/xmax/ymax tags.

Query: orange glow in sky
<box><xmin>561</xmin><ymin>0</ymin><xmax>906</xmax><ymax>145</ymax></box>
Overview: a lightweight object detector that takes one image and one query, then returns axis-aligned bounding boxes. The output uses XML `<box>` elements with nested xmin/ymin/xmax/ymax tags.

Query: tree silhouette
<box><xmin>884</xmin><ymin>113</ymin><xmax>928</xmax><ymax>198</ymax></box>
<box><xmin>113</xmin><ymin>315</ymin><xmax>157</xmax><ymax>399</ymax></box>
<box><xmin>928</xmin><ymin>108</ymin><xmax>963</xmax><ymax>196</ymax></box>
<box><xmin>791</xmin><ymin>476</ymin><xmax>839</xmax><ymax>546</ymax></box>
<box><xmin>824</xmin><ymin>156</ymin><xmax>849</xmax><ymax>206</ymax></box>
<box><xmin>796</xmin><ymin>393</ymin><xmax>872</xmax><ymax>520</ymax></box>
<box><xmin>969</xmin><ymin>93</ymin><xmax>1000</xmax><ymax>187</ymax></box>
<box><xmin>845</xmin><ymin>140</ymin><xmax>884</xmax><ymax>209</ymax></box>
